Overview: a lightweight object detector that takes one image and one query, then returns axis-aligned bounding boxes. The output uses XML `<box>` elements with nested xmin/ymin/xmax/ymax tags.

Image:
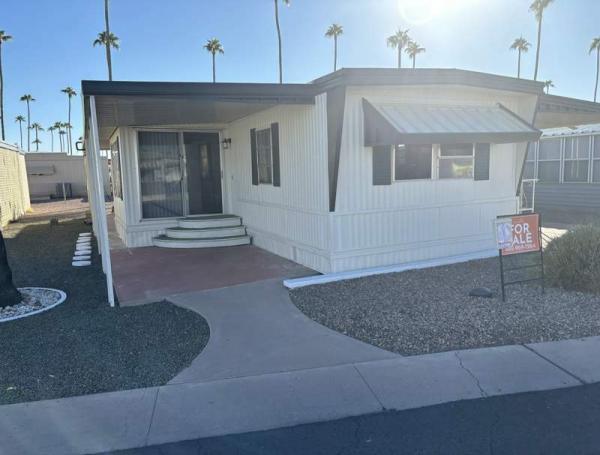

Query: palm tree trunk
<box><xmin>397</xmin><ymin>48</ymin><xmax>401</xmax><ymax>69</ymax></box>
<box><xmin>274</xmin><ymin>0</ymin><xmax>283</xmax><ymax>84</ymax></box>
<box><xmin>594</xmin><ymin>48</ymin><xmax>599</xmax><ymax>103</ymax></box>
<box><xmin>0</xmin><ymin>228</ymin><xmax>21</xmax><ymax>308</ymax></box>
<box><xmin>18</xmin><ymin>122</ymin><xmax>22</xmax><ymax>149</ymax></box>
<box><xmin>50</xmin><ymin>130</ymin><xmax>54</xmax><ymax>152</ymax></box>
<box><xmin>212</xmin><ymin>53</ymin><xmax>216</xmax><ymax>83</ymax></box>
<box><xmin>26</xmin><ymin>101</ymin><xmax>30</xmax><ymax>152</ymax></box>
<box><xmin>105</xmin><ymin>0</ymin><xmax>113</xmax><ymax>81</ymax></box>
<box><xmin>0</xmin><ymin>42</ymin><xmax>5</xmax><ymax>141</ymax></box>
<box><xmin>517</xmin><ymin>49</ymin><xmax>521</xmax><ymax>78</ymax></box>
<box><xmin>412</xmin><ymin>55</ymin><xmax>416</xmax><ymax>69</ymax></box>
<box><xmin>59</xmin><ymin>132</ymin><xmax>63</xmax><ymax>153</ymax></box>
<box><xmin>333</xmin><ymin>36</ymin><xmax>338</xmax><ymax>72</ymax></box>
<box><xmin>67</xmin><ymin>97</ymin><xmax>72</xmax><ymax>155</ymax></box>
<box><xmin>533</xmin><ymin>16</ymin><xmax>542</xmax><ymax>81</ymax></box>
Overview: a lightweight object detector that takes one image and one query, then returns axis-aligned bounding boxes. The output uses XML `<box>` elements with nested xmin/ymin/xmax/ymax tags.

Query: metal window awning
<box><xmin>363</xmin><ymin>99</ymin><xmax>541</xmax><ymax>146</ymax></box>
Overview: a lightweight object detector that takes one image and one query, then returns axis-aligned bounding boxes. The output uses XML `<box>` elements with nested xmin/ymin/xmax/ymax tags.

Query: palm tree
<box><xmin>405</xmin><ymin>40</ymin><xmax>425</xmax><ymax>69</ymax></box>
<box><xmin>59</xmin><ymin>122</ymin><xmax>69</xmax><ymax>153</ymax></box>
<box><xmin>19</xmin><ymin>94</ymin><xmax>34</xmax><ymax>152</ymax></box>
<box><xmin>529</xmin><ymin>0</ymin><xmax>554</xmax><ymax>81</ymax></box>
<box><xmin>61</xmin><ymin>87</ymin><xmax>77</xmax><ymax>154</ymax></box>
<box><xmin>325</xmin><ymin>24</ymin><xmax>344</xmax><ymax>72</ymax></box>
<box><xmin>30</xmin><ymin>122</ymin><xmax>44</xmax><ymax>151</ymax></box>
<box><xmin>589</xmin><ymin>37</ymin><xmax>600</xmax><ymax>102</ymax></box>
<box><xmin>93</xmin><ymin>32</ymin><xmax>120</xmax><ymax>80</ymax></box>
<box><xmin>47</xmin><ymin>125</ymin><xmax>56</xmax><ymax>152</ymax></box>
<box><xmin>53</xmin><ymin>122</ymin><xmax>64</xmax><ymax>152</ymax></box>
<box><xmin>0</xmin><ymin>31</ymin><xmax>13</xmax><ymax>141</ymax></box>
<box><xmin>102</xmin><ymin>0</ymin><xmax>114</xmax><ymax>81</ymax></box>
<box><xmin>203</xmin><ymin>38</ymin><xmax>224</xmax><ymax>83</ymax></box>
<box><xmin>543</xmin><ymin>80</ymin><xmax>554</xmax><ymax>94</ymax></box>
<box><xmin>274</xmin><ymin>0</ymin><xmax>290</xmax><ymax>84</ymax></box>
<box><xmin>0</xmin><ymin>228</ymin><xmax>21</xmax><ymax>308</ymax></box>
<box><xmin>510</xmin><ymin>37</ymin><xmax>531</xmax><ymax>79</ymax></box>
<box><xmin>15</xmin><ymin>115</ymin><xmax>25</xmax><ymax>149</ymax></box>
<box><xmin>387</xmin><ymin>29</ymin><xmax>411</xmax><ymax>68</ymax></box>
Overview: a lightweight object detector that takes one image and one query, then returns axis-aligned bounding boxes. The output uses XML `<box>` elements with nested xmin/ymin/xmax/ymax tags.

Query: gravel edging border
<box><xmin>0</xmin><ymin>288</ymin><xmax>67</xmax><ymax>323</ymax></box>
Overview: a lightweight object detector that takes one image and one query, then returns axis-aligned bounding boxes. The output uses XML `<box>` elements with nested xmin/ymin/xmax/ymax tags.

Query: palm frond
<box><xmin>386</xmin><ymin>29</ymin><xmax>411</xmax><ymax>49</ymax></box>
<box><xmin>325</xmin><ymin>24</ymin><xmax>343</xmax><ymax>38</ymax></box>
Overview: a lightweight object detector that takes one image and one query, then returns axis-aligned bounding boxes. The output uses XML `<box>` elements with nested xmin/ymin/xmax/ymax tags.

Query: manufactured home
<box><xmin>82</xmin><ymin>68</ymin><xmax>600</xmax><ymax>298</ymax></box>
<box><xmin>524</xmin><ymin>123</ymin><xmax>600</xmax><ymax>223</ymax></box>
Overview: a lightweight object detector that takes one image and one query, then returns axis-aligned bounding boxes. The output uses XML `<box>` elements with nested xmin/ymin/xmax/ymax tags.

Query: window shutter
<box><xmin>250</xmin><ymin>128</ymin><xmax>258</xmax><ymax>186</ymax></box>
<box><xmin>372</xmin><ymin>146</ymin><xmax>393</xmax><ymax>185</ymax></box>
<box><xmin>474</xmin><ymin>143</ymin><xmax>491</xmax><ymax>181</ymax></box>
<box><xmin>271</xmin><ymin>123</ymin><xmax>281</xmax><ymax>187</ymax></box>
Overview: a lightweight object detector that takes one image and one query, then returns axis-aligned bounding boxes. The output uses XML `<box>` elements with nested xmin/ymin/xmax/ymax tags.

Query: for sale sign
<box><xmin>495</xmin><ymin>213</ymin><xmax>541</xmax><ymax>255</ymax></box>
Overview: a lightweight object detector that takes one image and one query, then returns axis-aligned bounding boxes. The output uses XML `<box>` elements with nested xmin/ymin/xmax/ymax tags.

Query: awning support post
<box><xmin>88</xmin><ymin>96</ymin><xmax>115</xmax><ymax>307</ymax></box>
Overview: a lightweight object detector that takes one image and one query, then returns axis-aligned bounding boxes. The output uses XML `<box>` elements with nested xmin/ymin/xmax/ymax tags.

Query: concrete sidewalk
<box><xmin>167</xmin><ymin>279</ymin><xmax>397</xmax><ymax>384</ymax></box>
<box><xmin>2</xmin><ymin>336</ymin><xmax>599</xmax><ymax>455</ymax></box>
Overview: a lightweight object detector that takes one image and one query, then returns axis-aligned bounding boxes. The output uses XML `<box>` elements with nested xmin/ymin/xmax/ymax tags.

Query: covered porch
<box><xmin>83</xmin><ymin>80</ymin><xmax>317</xmax><ymax>306</ymax></box>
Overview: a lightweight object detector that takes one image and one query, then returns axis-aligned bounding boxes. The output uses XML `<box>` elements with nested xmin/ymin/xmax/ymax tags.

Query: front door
<box><xmin>184</xmin><ymin>132</ymin><xmax>222</xmax><ymax>215</ymax></box>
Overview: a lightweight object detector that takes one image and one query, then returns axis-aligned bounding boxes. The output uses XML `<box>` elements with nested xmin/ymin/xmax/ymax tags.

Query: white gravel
<box><xmin>0</xmin><ymin>288</ymin><xmax>67</xmax><ymax>323</ymax></box>
<box><xmin>290</xmin><ymin>258</ymin><xmax>600</xmax><ymax>356</ymax></box>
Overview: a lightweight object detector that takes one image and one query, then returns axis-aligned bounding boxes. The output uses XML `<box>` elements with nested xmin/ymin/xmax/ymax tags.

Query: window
<box><xmin>593</xmin><ymin>135</ymin><xmax>600</xmax><ymax>183</ymax></box>
<box><xmin>563</xmin><ymin>136</ymin><xmax>590</xmax><ymax>182</ymax></box>
<box><xmin>110</xmin><ymin>138</ymin><xmax>123</xmax><ymax>199</ymax></box>
<box><xmin>537</xmin><ymin>138</ymin><xmax>561</xmax><ymax>183</ymax></box>
<box><xmin>394</xmin><ymin>144</ymin><xmax>432</xmax><ymax>180</ymax></box>
<box><xmin>439</xmin><ymin>143</ymin><xmax>474</xmax><ymax>179</ymax></box>
<box><xmin>256</xmin><ymin>128</ymin><xmax>273</xmax><ymax>184</ymax></box>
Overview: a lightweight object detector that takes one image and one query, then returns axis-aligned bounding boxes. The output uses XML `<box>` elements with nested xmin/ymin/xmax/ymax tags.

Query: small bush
<box><xmin>545</xmin><ymin>224</ymin><xmax>600</xmax><ymax>294</ymax></box>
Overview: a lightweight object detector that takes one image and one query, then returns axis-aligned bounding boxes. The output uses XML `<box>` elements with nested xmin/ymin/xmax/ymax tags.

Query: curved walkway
<box><xmin>167</xmin><ymin>278</ymin><xmax>398</xmax><ymax>384</ymax></box>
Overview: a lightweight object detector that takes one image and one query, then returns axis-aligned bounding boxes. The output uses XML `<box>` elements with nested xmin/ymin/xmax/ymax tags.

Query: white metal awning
<box><xmin>363</xmin><ymin>99</ymin><xmax>541</xmax><ymax>146</ymax></box>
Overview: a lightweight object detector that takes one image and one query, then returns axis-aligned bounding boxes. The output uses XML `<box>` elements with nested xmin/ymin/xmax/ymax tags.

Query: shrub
<box><xmin>545</xmin><ymin>224</ymin><xmax>600</xmax><ymax>294</ymax></box>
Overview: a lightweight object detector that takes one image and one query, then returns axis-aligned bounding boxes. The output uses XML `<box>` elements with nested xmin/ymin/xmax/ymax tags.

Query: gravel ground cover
<box><xmin>289</xmin><ymin>257</ymin><xmax>600</xmax><ymax>356</ymax></box>
<box><xmin>0</xmin><ymin>288</ymin><xmax>66</xmax><ymax>322</ymax></box>
<box><xmin>0</xmin><ymin>217</ymin><xmax>209</xmax><ymax>405</ymax></box>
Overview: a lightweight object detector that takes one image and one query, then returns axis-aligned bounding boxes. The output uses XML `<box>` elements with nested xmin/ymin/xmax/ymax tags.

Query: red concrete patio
<box><xmin>110</xmin><ymin>245</ymin><xmax>314</xmax><ymax>305</ymax></box>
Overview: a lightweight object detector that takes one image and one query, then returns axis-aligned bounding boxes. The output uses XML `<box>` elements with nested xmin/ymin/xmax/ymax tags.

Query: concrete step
<box><xmin>152</xmin><ymin>235</ymin><xmax>251</xmax><ymax>249</ymax></box>
<box><xmin>177</xmin><ymin>214</ymin><xmax>242</xmax><ymax>229</ymax></box>
<box><xmin>165</xmin><ymin>225</ymin><xmax>247</xmax><ymax>239</ymax></box>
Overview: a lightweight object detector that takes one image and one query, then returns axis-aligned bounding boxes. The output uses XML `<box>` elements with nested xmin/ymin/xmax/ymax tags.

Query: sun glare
<box><xmin>399</xmin><ymin>0</ymin><xmax>475</xmax><ymax>25</ymax></box>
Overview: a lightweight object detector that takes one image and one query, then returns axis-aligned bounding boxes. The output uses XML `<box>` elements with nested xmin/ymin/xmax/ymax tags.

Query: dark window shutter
<box><xmin>474</xmin><ymin>143</ymin><xmax>490</xmax><ymax>181</ymax></box>
<box><xmin>250</xmin><ymin>128</ymin><xmax>258</xmax><ymax>185</ymax></box>
<box><xmin>372</xmin><ymin>146</ymin><xmax>393</xmax><ymax>185</ymax></box>
<box><xmin>271</xmin><ymin>123</ymin><xmax>281</xmax><ymax>187</ymax></box>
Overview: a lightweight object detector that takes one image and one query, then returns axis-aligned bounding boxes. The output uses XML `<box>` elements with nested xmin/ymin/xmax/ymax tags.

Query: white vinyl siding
<box><xmin>332</xmin><ymin>85</ymin><xmax>534</xmax><ymax>273</ymax></box>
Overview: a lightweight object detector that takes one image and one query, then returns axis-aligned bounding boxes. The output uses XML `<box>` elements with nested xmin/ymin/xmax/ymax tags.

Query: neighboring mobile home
<box><xmin>82</xmin><ymin>69</ymin><xmax>600</xmax><ymax>281</ymax></box>
<box><xmin>524</xmin><ymin>123</ymin><xmax>600</xmax><ymax>223</ymax></box>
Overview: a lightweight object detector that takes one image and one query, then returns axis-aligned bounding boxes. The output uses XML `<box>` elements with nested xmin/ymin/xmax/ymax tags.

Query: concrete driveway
<box><xmin>167</xmin><ymin>278</ymin><xmax>398</xmax><ymax>384</ymax></box>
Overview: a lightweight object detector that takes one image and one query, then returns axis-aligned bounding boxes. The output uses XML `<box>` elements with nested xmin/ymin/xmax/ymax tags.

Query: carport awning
<box><xmin>363</xmin><ymin>99</ymin><xmax>541</xmax><ymax>146</ymax></box>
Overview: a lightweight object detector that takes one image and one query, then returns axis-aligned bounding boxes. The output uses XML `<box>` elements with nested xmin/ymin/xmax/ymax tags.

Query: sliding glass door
<box><xmin>138</xmin><ymin>131</ymin><xmax>184</xmax><ymax>219</ymax></box>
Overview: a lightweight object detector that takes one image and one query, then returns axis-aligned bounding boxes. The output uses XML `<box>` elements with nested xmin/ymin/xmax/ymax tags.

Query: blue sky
<box><xmin>2</xmin><ymin>0</ymin><xmax>600</xmax><ymax>150</ymax></box>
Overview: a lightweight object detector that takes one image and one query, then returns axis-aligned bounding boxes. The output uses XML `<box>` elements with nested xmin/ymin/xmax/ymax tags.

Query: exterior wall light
<box><xmin>221</xmin><ymin>138</ymin><xmax>232</xmax><ymax>150</ymax></box>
